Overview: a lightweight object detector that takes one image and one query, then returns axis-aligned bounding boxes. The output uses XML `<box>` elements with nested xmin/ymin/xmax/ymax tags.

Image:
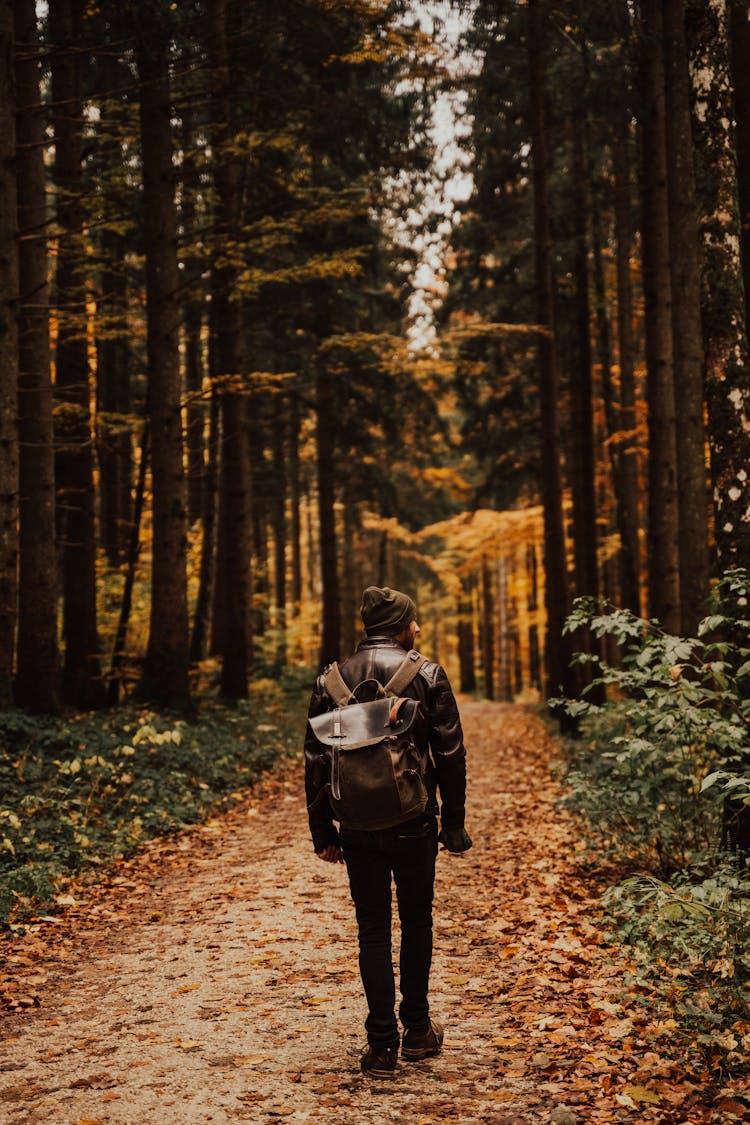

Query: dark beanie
<box><xmin>360</xmin><ymin>586</ymin><xmax>417</xmax><ymax>635</ymax></box>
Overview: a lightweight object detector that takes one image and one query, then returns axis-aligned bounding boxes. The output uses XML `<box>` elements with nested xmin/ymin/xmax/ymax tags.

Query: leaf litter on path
<box><xmin>0</xmin><ymin>701</ymin><xmax>734</xmax><ymax>1123</ymax></box>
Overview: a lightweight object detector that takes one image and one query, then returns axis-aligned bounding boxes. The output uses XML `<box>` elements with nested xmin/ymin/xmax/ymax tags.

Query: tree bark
<box><xmin>50</xmin><ymin>0</ymin><xmax>104</xmax><ymax>708</ymax></box>
<box><xmin>180</xmin><ymin>105</ymin><xmax>206</xmax><ymax>527</ymax></box>
<box><xmin>569</xmin><ymin>122</ymin><xmax>598</xmax><ymax>602</ymax></box>
<box><xmin>135</xmin><ymin>20</ymin><xmax>191</xmax><ymax>708</ymax></box>
<box><xmin>95</xmin><ymin>54</ymin><xmax>132</xmax><ymax>568</ymax></box>
<box><xmin>663</xmin><ymin>0</ymin><xmax>710</xmax><ymax>633</ymax></box>
<box><xmin>340</xmin><ymin>489</ymin><xmax>357</xmax><ymax>658</ymax></box>
<box><xmin>497</xmin><ymin>555</ymin><xmax>512</xmax><ymax>701</ymax></box>
<box><xmin>218</xmin><ymin>393</ymin><xmax>252</xmax><ymax>697</ymax></box>
<box><xmin>271</xmin><ymin>405</ymin><xmax>288</xmax><ymax>669</ymax></box>
<box><xmin>107</xmin><ymin>425</ymin><xmax>148</xmax><ymax>705</ymax></box>
<box><xmin>96</xmin><ymin>226</ymin><xmax>131</xmax><ymax>567</ymax></box>
<box><xmin>249</xmin><ymin>411</ymin><xmax>269</xmax><ymax>641</ymax></box>
<box><xmin>687</xmin><ymin>0</ymin><xmax>750</xmax><ymax>570</ymax></box>
<box><xmin>190</xmin><ymin>390</ymin><xmax>220</xmax><ymax>663</ymax></box>
<box><xmin>480</xmin><ymin>557</ymin><xmax>495</xmax><ymax>700</ymax></box>
<box><xmin>638</xmin><ymin>0</ymin><xmax>681</xmax><ymax>632</ymax></box>
<box><xmin>458</xmin><ymin>580</ymin><xmax>476</xmax><ymax>694</ymax></box>
<box><xmin>0</xmin><ymin>0</ymin><xmax>18</xmax><ymax>708</ymax></box>
<box><xmin>527</xmin><ymin>0</ymin><xmax>573</xmax><ymax>697</ymax></box>
<box><xmin>14</xmin><ymin>0</ymin><xmax>59</xmax><ymax>711</ymax></box>
<box><xmin>317</xmin><ymin>364</ymin><xmax>340</xmax><ymax>667</ymax></box>
<box><xmin>581</xmin><ymin>2</ymin><xmax>641</xmax><ymax>619</ymax></box>
<box><xmin>729</xmin><ymin>0</ymin><xmax>750</xmax><ymax>348</ymax></box>
<box><xmin>289</xmin><ymin>394</ymin><xmax>303</xmax><ymax>614</ymax></box>
<box><xmin>611</xmin><ymin>72</ymin><xmax>643</xmax><ymax>616</ymax></box>
<box><xmin>208</xmin><ymin>0</ymin><xmax>252</xmax><ymax>698</ymax></box>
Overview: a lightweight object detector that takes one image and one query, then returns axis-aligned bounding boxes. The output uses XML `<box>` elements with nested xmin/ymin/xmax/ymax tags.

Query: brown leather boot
<box><xmin>360</xmin><ymin>1043</ymin><xmax>398</xmax><ymax>1078</ymax></box>
<box><xmin>401</xmin><ymin>1018</ymin><xmax>444</xmax><ymax>1060</ymax></box>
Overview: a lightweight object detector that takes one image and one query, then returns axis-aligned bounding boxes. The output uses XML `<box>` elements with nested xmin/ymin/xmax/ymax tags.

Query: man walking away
<box><xmin>304</xmin><ymin>586</ymin><xmax>471</xmax><ymax>1078</ymax></box>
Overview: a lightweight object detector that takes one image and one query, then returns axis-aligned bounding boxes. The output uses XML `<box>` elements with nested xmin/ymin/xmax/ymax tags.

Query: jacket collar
<box><xmin>357</xmin><ymin>635</ymin><xmax>408</xmax><ymax>652</ymax></box>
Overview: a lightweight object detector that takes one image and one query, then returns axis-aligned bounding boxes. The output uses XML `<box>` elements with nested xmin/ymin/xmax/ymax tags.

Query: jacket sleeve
<box><xmin>426</xmin><ymin>667</ymin><xmax>467</xmax><ymax>830</ymax></box>
<box><xmin>304</xmin><ymin>675</ymin><xmax>340</xmax><ymax>853</ymax></box>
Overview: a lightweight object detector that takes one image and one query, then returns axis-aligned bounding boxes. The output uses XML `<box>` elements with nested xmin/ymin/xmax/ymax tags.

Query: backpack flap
<box><xmin>309</xmin><ymin>690</ymin><xmax>428</xmax><ymax>831</ymax></box>
<box><xmin>309</xmin><ymin>696</ymin><xmax>421</xmax><ymax>751</ymax></box>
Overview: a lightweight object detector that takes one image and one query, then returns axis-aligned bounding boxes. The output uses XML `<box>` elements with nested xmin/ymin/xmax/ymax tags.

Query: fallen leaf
<box><xmin>623</xmin><ymin>1084</ymin><xmax>661</xmax><ymax>1105</ymax></box>
<box><xmin>550</xmin><ymin>1107</ymin><xmax>577</xmax><ymax>1125</ymax></box>
<box><xmin>532</xmin><ymin>1051</ymin><xmax>552</xmax><ymax>1069</ymax></box>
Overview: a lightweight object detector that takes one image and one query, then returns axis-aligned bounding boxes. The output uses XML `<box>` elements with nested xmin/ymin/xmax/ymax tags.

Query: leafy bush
<box><xmin>554</xmin><ymin>571</ymin><xmax>750</xmax><ymax>1066</ymax></box>
<box><xmin>0</xmin><ymin>671</ymin><xmax>312</xmax><ymax>923</ymax></box>
<box><xmin>556</xmin><ymin>569</ymin><xmax>750</xmax><ymax>871</ymax></box>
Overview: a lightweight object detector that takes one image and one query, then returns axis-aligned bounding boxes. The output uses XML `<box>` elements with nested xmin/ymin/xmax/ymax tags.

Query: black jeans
<box><xmin>340</xmin><ymin>814</ymin><xmax>438</xmax><ymax>1049</ymax></box>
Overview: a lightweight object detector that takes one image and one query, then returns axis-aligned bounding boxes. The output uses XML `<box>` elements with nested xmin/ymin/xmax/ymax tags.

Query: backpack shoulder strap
<box><xmin>383</xmin><ymin>650</ymin><xmax>427</xmax><ymax>696</ymax></box>
<box><xmin>322</xmin><ymin>662</ymin><xmax>355</xmax><ymax>708</ymax></box>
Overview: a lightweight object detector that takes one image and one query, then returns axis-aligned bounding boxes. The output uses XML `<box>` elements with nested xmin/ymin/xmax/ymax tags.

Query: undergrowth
<box><xmin>0</xmin><ymin>668</ymin><xmax>313</xmax><ymax>925</ymax></box>
<box><xmin>555</xmin><ymin>569</ymin><xmax>750</xmax><ymax>1080</ymax></box>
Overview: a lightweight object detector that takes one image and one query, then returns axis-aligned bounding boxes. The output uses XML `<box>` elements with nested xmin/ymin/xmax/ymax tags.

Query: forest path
<box><xmin>0</xmin><ymin>701</ymin><xmax>710</xmax><ymax>1124</ymax></box>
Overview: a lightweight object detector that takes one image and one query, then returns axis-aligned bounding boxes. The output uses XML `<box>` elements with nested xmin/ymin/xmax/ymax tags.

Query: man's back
<box><xmin>305</xmin><ymin>634</ymin><xmax>467</xmax><ymax>853</ymax></box>
<box><xmin>303</xmin><ymin>586</ymin><xmax>471</xmax><ymax>1079</ymax></box>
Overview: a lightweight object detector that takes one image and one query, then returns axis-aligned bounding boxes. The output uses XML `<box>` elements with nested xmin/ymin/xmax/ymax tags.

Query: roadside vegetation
<box><xmin>557</xmin><ymin>569</ymin><xmax>750</xmax><ymax>1081</ymax></box>
<box><xmin>0</xmin><ymin>669</ymin><xmax>312</xmax><ymax>925</ymax></box>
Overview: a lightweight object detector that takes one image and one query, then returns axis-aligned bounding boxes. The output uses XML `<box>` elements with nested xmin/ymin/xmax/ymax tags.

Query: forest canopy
<box><xmin>0</xmin><ymin>0</ymin><xmax>749</xmax><ymax>713</ymax></box>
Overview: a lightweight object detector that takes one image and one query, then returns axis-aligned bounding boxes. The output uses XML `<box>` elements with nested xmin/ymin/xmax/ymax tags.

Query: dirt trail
<box><xmin>0</xmin><ymin>702</ymin><xmax>713</xmax><ymax>1124</ymax></box>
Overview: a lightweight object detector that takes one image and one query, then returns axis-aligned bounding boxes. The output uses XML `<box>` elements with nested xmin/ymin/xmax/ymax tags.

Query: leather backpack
<box><xmin>308</xmin><ymin>651</ymin><xmax>429</xmax><ymax>831</ymax></box>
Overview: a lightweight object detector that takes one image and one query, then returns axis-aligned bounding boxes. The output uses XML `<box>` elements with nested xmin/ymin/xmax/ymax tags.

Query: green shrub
<box><xmin>0</xmin><ymin>669</ymin><xmax>313</xmax><ymax>924</ymax></box>
<box><xmin>554</xmin><ymin>571</ymin><xmax>750</xmax><ymax>1068</ymax></box>
<box><xmin>556</xmin><ymin>568</ymin><xmax>750</xmax><ymax>870</ymax></box>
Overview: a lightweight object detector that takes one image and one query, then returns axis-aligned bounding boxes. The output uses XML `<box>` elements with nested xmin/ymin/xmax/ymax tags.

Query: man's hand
<box><xmin>438</xmin><ymin>826</ymin><xmax>473</xmax><ymax>854</ymax></box>
<box><xmin>316</xmin><ymin>844</ymin><xmax>344</xmax><ymax>863</ymax></box>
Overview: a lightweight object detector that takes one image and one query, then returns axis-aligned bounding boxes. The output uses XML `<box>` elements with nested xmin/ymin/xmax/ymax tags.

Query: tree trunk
<box><xmin>340</xmin><ymin>490</ymin><xmax>357</xmax><ymax>658</ymax></box>
<box><xmin>581</xmin><ymin>3</ymin><xmax>639</xmax><ymax>619</ymax></box>
<box><xmin>317</xmin><ymin>364</ymin><xmax>340</xmax><ymax>667</ymax></box>
<box><xmin>526</xmin><ymin>543</ymin><xmax>542</xmax><ymax>689</ymax></box>
<box><xmin>50</xmin><ymin>0</ymin><xmax>104</xmax><ymax>709</ymax></box>
<box><xmin>0</xmin><ymin>0</ymin><xmax>18</xmax><ymax>708</ymax></box>
<box><xmin>305</xmin><ymin>478</ymin><xmax>317</xmax><ymax>602</ymax></box>
<box><xmin>687</xmin><ymin>0</ymin><xmax>750</xmax><ymax>570</ymax></box>
<box><xmin>527</xmin><ymin>0</ymin><xmax>573</xmax><ymax>698</ymax></box>
<box><xmin>638</xmin><ymin>0</ymin><xmax>681</xmax><ymax>632</ymax></box>
<box><xmin>497</xmin><ymin>555</ymin><xmax>512</xmax><ymax>701</ymax></box>
<box><xmin>208</xmin><ymin>0</ymin><xmax>252</xmax><ymax>698</ymax></box>
<box><xmin>569</xmin><ymin>122</ymin><xmax>598</xmax><ymax>601</ymax></box>
<box><xmin>480</xmin><ymin>558</ymin><xmax>495</xmax><ymax>700</ymax></box>
<box><xmin>218</xmin><ymin>393</ymin><xmax>252</xmax><ymax>698</ymax></box>
<box><xmin>611</xmin><ymin>71</ymin><xmax>643</xmax><ymax>616</ymax></box>
<box><xmin>250</xmin><ymin>432</ymin><xmax>269</xmax><ymax>639</ymax></box>
<box><xmin>95</xmin><ymin>54</ymin><xmax>132</xmax><ymax>568</ymax></box>
<box><xmin>663</xmin><ymin>0</ymin><xmax>710</xmax><ymax>634</ymax></box>
<box><xmin>14</xmin><ymin>0</ymin><xmax>59</xmax><ymax>711</ymax></box>
<box><xmin>96</xmin><ymin>227</ymin><xmax>131</xmax><ymax>567</ymax></box>
<box><xmin>184</xmin><ymin>309</ymin><xmax>205</xmax><ymax>526</ymax></box>
<box><xmin>271</xmin><ymin>405</ymin><xmax>287</xmax><ymax>669</ymax></box>
<box><xmin>208</xmin><ymin>300</ymin><xmax>226</xmax><ymax>657</ymax></box>
<box><xmin>730</xmin><ymin>0</ymin><xmax>750</xmax><ymax>338</ymax></box>
<box><xmin>181</xmin><ymin>105</ymin><xmax>206</xmax><ymax>527</ymax></box>
<box><xmin>289</xmin><ymin>394</ymin><xmax>303</xmax><ymax>614</ymax></box>
<box><xmin>190</xmin><ymin>390</ymin><xmax>220</xmax><ymax>663</ymax></box>
<box><xmin>458</xmin><ymin>580</ymin><xmax>476</xmax><ymax>694</ymax></box>
<box><xmin>107</xmin><ymin>424</ymin><xmax>148</xmax><ymax>705</ymax></box>
<box><xmin>135</xmin><ymin>23</ymin><xmax>191</xmax><ymax>708</ymax></box>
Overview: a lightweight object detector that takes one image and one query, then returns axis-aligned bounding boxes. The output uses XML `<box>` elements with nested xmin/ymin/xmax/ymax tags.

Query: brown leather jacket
<box><xmin>304</xmin><ymin>636</ymin><xmax>467</xmax><ymax>852</ymax></box>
